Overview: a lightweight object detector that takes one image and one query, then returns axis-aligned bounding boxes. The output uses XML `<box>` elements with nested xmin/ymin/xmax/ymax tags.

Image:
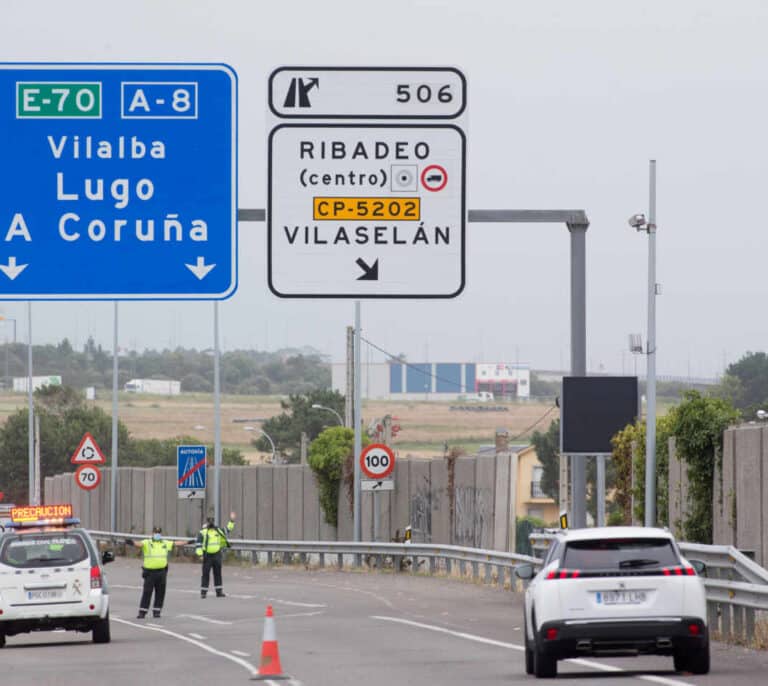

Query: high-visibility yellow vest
<box><xmin>141</xmin><ymin>539</ymin><xmax>174</xmax><ymax>570</ymax></box>
<box><xmin>197</xmin><ymin>521</ymin><xmax>234</xmax><ymax>555</ymax></box>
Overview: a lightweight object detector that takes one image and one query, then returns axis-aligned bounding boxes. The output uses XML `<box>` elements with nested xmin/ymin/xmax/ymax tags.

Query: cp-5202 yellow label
<box><xmin>313</xmin><ymin>197</ymin><xmax>420</xmax><ymax>221</ymax></box>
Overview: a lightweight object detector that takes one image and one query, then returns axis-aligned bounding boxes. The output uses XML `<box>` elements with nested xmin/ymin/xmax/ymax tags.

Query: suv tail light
<box><xmin>662</xmin><ymin>566</ymin><xmax>695</xmax><ymax>576</ymax></box>
<box><xmin>90</xmin><ymin>565</ymin><xmax>102</xmax><ymax>589</ymax></box>
<box><xmin>546</xmin><ymin>569</ymin><xmax>581</xmax><ymax>580</ymax></box>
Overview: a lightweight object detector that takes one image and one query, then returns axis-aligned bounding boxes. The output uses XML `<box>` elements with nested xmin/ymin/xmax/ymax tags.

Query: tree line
<box><xmin>0</xmin><ymin>337</ymin><xmax>330</xmax><ymax>395</ymax></box>
<box><xmin>0</xmin><ymin>386</ymin><xmax>246</xmax><ymax>505</ymax></box>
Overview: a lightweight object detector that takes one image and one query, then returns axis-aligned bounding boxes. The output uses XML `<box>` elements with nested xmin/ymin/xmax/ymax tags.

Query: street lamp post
<box><xmin>311</xmin><ymin>403</ymin><xmax>344</xmax><ymax>426</ymax></box>
<box><xmin>629</xmin><ymin>159</ymin><xmax>658</xmax><ymax>527</ymax></box>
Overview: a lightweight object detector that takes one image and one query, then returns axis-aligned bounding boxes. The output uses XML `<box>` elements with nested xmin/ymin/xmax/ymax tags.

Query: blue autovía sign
<box><xmin>0</xmin><ymin>63</ymin><xmax>237</xmax><ymax>299</ymax></box>
<box><xmin>177</xmin><ymin>445</ymin><xmax>207</xmax><ymax>493</ymax></box>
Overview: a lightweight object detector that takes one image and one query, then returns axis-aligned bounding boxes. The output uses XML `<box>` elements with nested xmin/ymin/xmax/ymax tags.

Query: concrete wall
<box><xmin>671</xmin><ymin>425</ymin><xmax>768</xmax><ymax>567</ymax></box>
<box><xmin>44</xmin><ymin>453</ymin><xmax>523</xmax><ymax>552</ymax></box>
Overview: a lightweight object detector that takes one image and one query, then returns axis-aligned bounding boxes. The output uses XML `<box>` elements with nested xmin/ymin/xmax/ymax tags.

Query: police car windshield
<box><xmin>0</xmin><ymin>533</ymin><xmax>88</xmax><ymax>568</ymax></box>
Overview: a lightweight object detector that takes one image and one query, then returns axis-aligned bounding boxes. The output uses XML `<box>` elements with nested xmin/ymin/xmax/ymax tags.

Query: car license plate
<box><xmin>27</xmin><ymin>589</ymin><xmax>63</xmax><ymax>601</ymax></box>
<box><xmin>597</xmin><ymin>590</ymin><xmax>646</xmax><ymax>605</ymax></box>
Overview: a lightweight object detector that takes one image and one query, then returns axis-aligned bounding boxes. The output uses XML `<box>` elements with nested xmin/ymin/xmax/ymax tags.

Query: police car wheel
<box><xmin>92</xmin><ymin>613</ymin><xmax>111</xmax><ymax>644</ymax></box>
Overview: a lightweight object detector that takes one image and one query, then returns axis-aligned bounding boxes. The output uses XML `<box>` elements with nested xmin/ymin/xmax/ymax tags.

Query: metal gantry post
<box><xmin>110</xmin><ymin>301</ymin><xmax>119</xmax><ymax>531</ymax></box>
<box><xmin>568</xmin><ymin>222</ymin><xmax>588</xmax><ymax>529</ymax></box>
<box><xmin>214</xmin><ymin>301</ymin><xmax>222</xmax><ymax>526</ymax></box>
<box><xmin>27</xmin><ymin>302</ymin><xmax>34</xmax><ymax>504</ymax></box>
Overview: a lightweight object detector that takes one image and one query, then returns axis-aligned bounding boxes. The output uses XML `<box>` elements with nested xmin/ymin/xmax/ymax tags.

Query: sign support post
<box><xmin>353</xmin><ymin>301</ymin><xmax>362</xmax><ymax>542</ymax></box>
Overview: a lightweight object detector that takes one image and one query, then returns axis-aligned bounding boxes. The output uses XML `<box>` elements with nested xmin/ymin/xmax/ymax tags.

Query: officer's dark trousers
<box><xmin>201</xmin><ymin>551</ymin><xmax>223</xmax><ymax>592</ymax></box>
<box><xmin>139</xmin><ymin>568</ymin><xmax>168</xmax><ymax>611</ymax></box>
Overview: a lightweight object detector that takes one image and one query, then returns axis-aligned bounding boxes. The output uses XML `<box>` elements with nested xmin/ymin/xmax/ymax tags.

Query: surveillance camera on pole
<box><xmin>628</xmin><ymin>213</ymin><xmax>648</xmax><ymax>230</ymax></box>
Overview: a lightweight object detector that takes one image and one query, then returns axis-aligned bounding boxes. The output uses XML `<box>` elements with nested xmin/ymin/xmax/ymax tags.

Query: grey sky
<box><xmin>1</xmin><ymin>1</ymin><xmax>765</xmax><ymax>378</ymax></box>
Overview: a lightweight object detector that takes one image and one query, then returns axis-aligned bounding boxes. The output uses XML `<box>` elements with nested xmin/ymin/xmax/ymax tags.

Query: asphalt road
<box><xmin>3</xmin><ymin>559</ymin><xmax>768</xmax><ymax>685</ymax></box>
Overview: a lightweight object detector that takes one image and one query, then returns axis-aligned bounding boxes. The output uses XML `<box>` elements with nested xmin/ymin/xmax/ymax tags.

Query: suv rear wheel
<box><xmin>674</xmin><ymin>632</ymin><xmax>710</xmax><ymax>674</ymax></box>
<box><xmin>92</xmin><ymin>612</ymin><xmax>111</xmax><ymax>644</ymax></box>
<box><xmin>532</xmin><ymin>612</ymin><xmax>557</xmax><ymax>678</ymax></box>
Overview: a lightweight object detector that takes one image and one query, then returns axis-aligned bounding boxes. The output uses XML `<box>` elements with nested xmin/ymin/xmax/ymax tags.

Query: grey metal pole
<box><xmin>34</xmin><ymin>414</ymin><xmax>40</xmax><ymax>506</ymax></box>
<box><xmin>644</xmin><ymin>160</ymin><xmax>658</xmax><ymax>527</ymax></box>
<box><xmin>110</xmin><ymin>301</ymin><xmax>118</xmax><ymax>532</ymax></box>
<box><xmin>569</xmin><ymin>224</ymin><xmax>588</xmax><ymax>529</ymax></box>
<box><xmin>596</xmin><ymin>454</ymin><xmax>606</xmax><ymax>526</ymax></box>
<box><xmin>27</xmin><ymin>302</ymin><xmax>34</xmax><ymax>504</ymax></box>
<box><xmin>353</xmin><ymin>301</ymin><xmax>362</xmax><ymax>542</ymax></box>
<box><xmin>213</xmin><ymin>301</ymin><xmax>222</xmax><ymax>525</ymax></box>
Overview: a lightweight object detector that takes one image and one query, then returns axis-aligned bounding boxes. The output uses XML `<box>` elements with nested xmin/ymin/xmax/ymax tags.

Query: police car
<box><xmin>0</xmin><ymin>504</ymin><xmax>114</xmax><ymax>647</ymax></box>
<box><xmin>515</xmin><ymin>526</ymin><xmax>709</xmax><ymax>678</ymax></box>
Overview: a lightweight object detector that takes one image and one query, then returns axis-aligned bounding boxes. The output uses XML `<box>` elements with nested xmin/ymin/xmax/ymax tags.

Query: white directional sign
<box><xmin>268</xmin><ymin>67</ymin><xmax>466</xmax><ymax>299</ymax></box>
<box><xmin>269</xmin><ymin>67</ymin><xmax>466</xmax><ymax>119</ymax></box>
<box><xmin>361</xmin><ymin>479</ymin><xmax>395</xmax><ymax>492</ymax></box>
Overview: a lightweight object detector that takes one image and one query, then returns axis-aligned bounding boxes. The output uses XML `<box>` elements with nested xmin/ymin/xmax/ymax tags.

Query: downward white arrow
<box><xmin>0</xmin><ymin>257</ymin><xmax>28</xmax><ymax>280</ymax></box>
<box><xmin>185</xmin><ymin>256</ymin><xmax>216</xmax><ymax>280</ymax></box>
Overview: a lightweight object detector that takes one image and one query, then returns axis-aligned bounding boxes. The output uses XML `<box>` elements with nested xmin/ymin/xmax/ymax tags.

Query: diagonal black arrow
<box><xmin>356</xmin><ymin>258</ymin><xmax>379</xmax><ymax>281</ymax></box>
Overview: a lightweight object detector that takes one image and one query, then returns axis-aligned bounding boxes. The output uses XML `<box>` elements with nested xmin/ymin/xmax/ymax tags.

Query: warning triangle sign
<box><xmin>70</xmin><ymin>432</ymin><xmax>107</xmax><ymax>465</ymax></box>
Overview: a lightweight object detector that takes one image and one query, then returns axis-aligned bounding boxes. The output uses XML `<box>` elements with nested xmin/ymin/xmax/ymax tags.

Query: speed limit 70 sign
<box><xmin>360</xmin><ymin>443</ymin><xmax>395</xmax><ymax>480</ymax></box>
<box><xmin>74</xmin><ymin>464</ymin><xmax>101</xmax><ymax>491</ymax></box>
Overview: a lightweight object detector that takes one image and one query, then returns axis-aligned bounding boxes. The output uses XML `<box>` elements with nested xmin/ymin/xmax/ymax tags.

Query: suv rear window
<box><xmin>0</xmin><ymin>533</ymin><xmax>88</xmax><ymax>568</ymax></box>
<box><xmin>562</xmin><ymin>538</ymin><xmax>679</xmax><ymax>571</ymax></box>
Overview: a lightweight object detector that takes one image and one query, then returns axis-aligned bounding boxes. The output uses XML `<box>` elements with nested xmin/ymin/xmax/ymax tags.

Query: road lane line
<box><xmin>177</xmin><ymin>613</ymin><xmax>233</xmax><ymax>625</ymax></box>
<box><xmin>231</xmin><ymin>650</ymin><xmax>250</xmax><ymax>657</ymax></box>
<box><xmin>266</xmin><ymin>597</ymin><xmax>327</xmax><ymax>608</ymax></box>
<box><xmin>371</xmin><ymin>616</ymin><xmax>693</xmax><ymax>686</ymax></box>
<box><xmin>278</xmin><ymin>611</ymin><xmax>325</xmax><ymax>619</ymax></box>
<box><xmin>113</xmin><ymin>616</ymin><xmax>258</xmax><ymax>677</ymax></box>
<box><xmin>189</xmin><ymin>633</ymin><xmax>206</xmax><ymax>640</ymax></box>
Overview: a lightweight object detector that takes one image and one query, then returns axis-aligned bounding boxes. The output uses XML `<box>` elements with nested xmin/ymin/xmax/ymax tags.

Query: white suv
<box><xmin>0</xmin><ymin>511</ymin><xmax>114</xmax><ymax>647</ymax></box>
<box><xmin>516</xmin><ymin>526</ymin><xmax>709</xmax><ymax>678</ymax></box>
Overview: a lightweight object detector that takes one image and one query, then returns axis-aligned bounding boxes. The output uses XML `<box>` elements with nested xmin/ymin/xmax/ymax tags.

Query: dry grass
<box><xmin>0</xmin><ymin>392</ymin><xmax>558</xmax><ymax>462</ymax></box>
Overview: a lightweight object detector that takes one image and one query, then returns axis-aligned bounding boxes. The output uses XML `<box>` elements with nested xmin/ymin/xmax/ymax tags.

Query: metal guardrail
<box><xmin>89</xmin><ymin>527</ymin><xmax>768</xmax><ymax>644</ymax></box>
<box><xmin>88</xmin><ymin>530</ymin><xmax>539</xmax><ymax>588</ymax></box>
<box><xmin>529</xmin><ymin>532</ymin><xmax>768</xmax><ymax>644</ymax></box>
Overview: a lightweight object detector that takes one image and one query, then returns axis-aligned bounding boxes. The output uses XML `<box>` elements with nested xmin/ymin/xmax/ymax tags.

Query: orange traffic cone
<box><xmin>252</xmin><ymin>605</ymin><xmax>289</xmax><ymax>681</ymax></box>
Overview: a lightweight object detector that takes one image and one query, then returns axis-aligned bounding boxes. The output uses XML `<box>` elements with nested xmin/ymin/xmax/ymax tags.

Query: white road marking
<box><xmin>311</xmin><ymin>581</ymin><xmax>393</xmax><ymax>608</ymax></box>
<box><xmin>113</xmin><ymin>616</ymin><xmax>258</xmax><ymax>677</ymax></box>
<box><xmin>265</xmin><ymin>597</ymin><xmax>326</xmax><ymax>608</ymax></box>
<box><xmin>177</xmin><ymin>613</ymin><xmax>233</xmax><ymax>625</ymax></box>
<box><xmin>188</xmin><ymin>633</ymin><xmax>206</xmax><ymax>640</ymax></box>
<box><xmin>371</xmin><ymin>616</ymin><xmax>693</xmax><ymax>686</ymax></box>
<box><xmin>278</xmin><ymin>611</ymin><xmax>325</xmax><ymax>619</ymax></box>
<box><xmin>231</xmin><ymin>650</ymin><xmax>250</xmax><ymax>657</ymax></box>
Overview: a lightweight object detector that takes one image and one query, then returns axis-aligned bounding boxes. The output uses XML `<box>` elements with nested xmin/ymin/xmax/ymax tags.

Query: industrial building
<box><xmin>331</xmin><ymin>361</ymin><xmax>530</xmax><ymax>401</ymax></box>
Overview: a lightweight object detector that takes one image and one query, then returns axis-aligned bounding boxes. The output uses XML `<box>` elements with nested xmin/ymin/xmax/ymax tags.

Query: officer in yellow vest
<box><xmin>126</xmin><ymin>527</ymin><xmax>187</xmax><ymax>618</ymax></box>
<box><xmin>196</xmin><ymin>511</ymin><xmax>236</xmax><ymax>598</ymax></box>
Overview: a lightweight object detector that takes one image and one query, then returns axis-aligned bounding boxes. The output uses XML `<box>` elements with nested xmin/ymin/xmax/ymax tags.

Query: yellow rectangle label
<box><xmin>313</xmin><ymin>197</ymin><xmax>420</xmax><ymax>221</ymax></box>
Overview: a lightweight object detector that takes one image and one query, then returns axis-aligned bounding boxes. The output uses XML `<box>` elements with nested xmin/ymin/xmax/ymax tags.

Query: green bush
<box><xmin>308</xmin><ymin>427</ymin><xmax>368</xmax><ymax>526</ymax></box>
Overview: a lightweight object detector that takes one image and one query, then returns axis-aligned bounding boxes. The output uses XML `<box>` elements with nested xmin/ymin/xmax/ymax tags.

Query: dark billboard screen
<box><xmin>561</xmin><ymin>377</ymin><xmax>639</xmax><ymax>454</ymax></box>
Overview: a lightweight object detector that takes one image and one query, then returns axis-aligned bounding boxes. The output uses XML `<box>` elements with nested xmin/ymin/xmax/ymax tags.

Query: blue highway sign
<box><xmin>177</xmin><ymin>445</ymin><xmax>207</xmax><ymax>498</ymax></box>
<box><xmin>0</xmin><ymin>63</ymin><xmax>237</xmax><ymax>299</ymax></box>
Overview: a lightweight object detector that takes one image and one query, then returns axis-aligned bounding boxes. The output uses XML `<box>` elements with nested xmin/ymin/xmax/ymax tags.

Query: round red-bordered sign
<box><xmin>75</xmin><ymin>464</ymin><xmax>101</xmax><ymax>491</ymax></box>
<box><xmin>360</xmin><ymin>443</ymin><xmax>395</xmax><ymax>480</ymax></box>
<box><xmin>420</xmin><ymin>164</ymin><xmax>448</xmax><ymax>192</ymax></box>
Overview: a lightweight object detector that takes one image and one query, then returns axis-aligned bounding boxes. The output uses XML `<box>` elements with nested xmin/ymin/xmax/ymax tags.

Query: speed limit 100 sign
<box><xmin>74</xmin><ymin>464</ymin><xmax>101</xmax><ymax>491</ymax></box>
<box><xmin>360</xmin><ymin>443</ymin><xmax>395</xmax><ymax>480</ymax></box>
